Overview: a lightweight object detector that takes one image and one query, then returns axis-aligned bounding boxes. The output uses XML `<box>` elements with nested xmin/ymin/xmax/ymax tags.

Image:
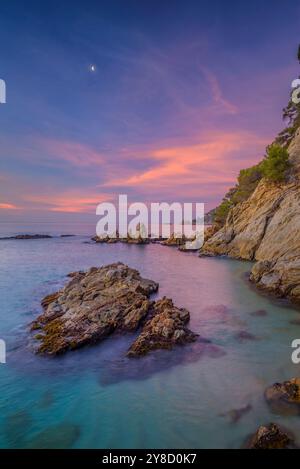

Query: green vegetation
<box><xmin>213</xmin><ymin>144</ymin><xmax>291</xmax><ymax>225</ymax></box>
<box><xmin>261</xmin><ymin>144</ymin><xmax>291</xmax><ymax>182</ymax></box>
<box><xmin>213</xmin><ymin>198</ymin><xmax>233</xmax><ymax>226</ymax></box>
<box><xmin>213</xmin><ymin>164</ymin><xmax>263</xmax><ymax>225</ymax></box>
<box><xmin>232</xmin><ymin>164</ymin><xmax>263</xmax><ymax>203</ymax></box>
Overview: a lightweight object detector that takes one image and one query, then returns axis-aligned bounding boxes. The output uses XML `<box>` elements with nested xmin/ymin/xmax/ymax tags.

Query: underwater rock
<box><xmin>220</xmin><ymin>403</ymin><xmax>252</xmax><ymax>424</ymax></box>
<box><xmin>25</xmin><ymin>423</ymin><xmax>80</xmax><ymax>449</ymax></box>
<box><xmin>5</xmin><ymin>410</ymin><xmax>32</xmax><ymax>447</ymax></box>
<box><xmin>37</xmin><ymin>390</ymin><xmax>54</xmax><ymax>409</ymax></box>
<box><xmin>249</xmin><ymin>309</ymin><xmax>268</xmax><ymax>317</ymax></box>
<box><xmin>99</xmin><ymin>340</ymin><xmax>224</xmax><ymax>386</ymax></box>
<box><xmin>234</xmin><ymin>330</ymin><xmax>257</xmax><ymax>342</ymax></box>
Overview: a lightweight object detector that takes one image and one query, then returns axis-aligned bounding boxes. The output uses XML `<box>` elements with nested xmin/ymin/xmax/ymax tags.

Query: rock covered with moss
<box><xmin>31</xmin><ymin>263</ymin><xmax>197</xmax><ymax>357</ymax></box>
<box><xmin>31</xmin><ymin>263</ymin><xmax>158</xmax><ymax>355</ymax></box>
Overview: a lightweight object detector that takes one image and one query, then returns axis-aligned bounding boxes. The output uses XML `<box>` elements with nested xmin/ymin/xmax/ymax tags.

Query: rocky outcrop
<box><xmin>0</xmin><ymin>234</ymin><xmax>53</xmax><ymax>240</ymax></box>
<box><xmin>92</xmin><ymin>223</ymin><xmax>150</xmax><ymax>245</ymax></box>
<box><xmin>201</xmin><ymin>130</ymin><xmax>300</xmax><ymax>303</ymax></box>
<box><xmin>1</xmin><ymin>234</ymin><xmax>75</xmax><ymax>240</ymax></box>
<box><xmin>246</xmin><ymin>423</ymin><xmax>294</xmax><ymax>449</ymax></box>
<box><xmin>127</xmin><ymin>297</ymin><xmax>198</xmax><ymax>357</ymax></box>
<box><xmin>161</xmin><ymin>233</ymin><xmax>186</xmax><ymax>246</ymax></box>
<box><xmin>91</xmin><ymin>234</ymin><xmax>149</xmax><ymax>245</ymax></box>
<box><xmin>265</xmin><ymin>378</ymin><xmax>300</xmax><ymax>415</ymax></box>
<box><xmin>31</xmin><ymin>263</ymin><xmax>197</xmax><ymax>357</ymax></box>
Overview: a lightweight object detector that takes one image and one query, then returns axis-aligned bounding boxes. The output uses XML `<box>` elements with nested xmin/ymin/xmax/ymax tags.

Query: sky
<box><xmin>0</xmin><ymin>0</ymin><xmax>300</xmax><ymax>224</ymax></box>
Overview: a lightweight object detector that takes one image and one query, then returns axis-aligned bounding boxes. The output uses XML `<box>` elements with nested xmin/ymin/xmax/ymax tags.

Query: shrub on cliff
<box><xmin>213</xmin><ymin>164</ymin><xmax>263</xmax><ymax>225</ymax></box>
<box><xmin>213</xmin><ymin>198</ymin><xmax>233</xmax><ymax>226</ymax></box>
<box><xmin>261</xmin><ymin>144</ymin><xmax>291</xmax><ymax>182</ymax></box>
<box><xmin>231</xmin><ymin>164</ymin><xmax>263</xmax><ymax>204</ymax></box>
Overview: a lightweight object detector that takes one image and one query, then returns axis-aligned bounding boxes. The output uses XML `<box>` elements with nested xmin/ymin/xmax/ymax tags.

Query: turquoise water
<box><xmin>1</xmin><ymin>225</ymin><xmax>300</xmax><ymax>448</ymax></box>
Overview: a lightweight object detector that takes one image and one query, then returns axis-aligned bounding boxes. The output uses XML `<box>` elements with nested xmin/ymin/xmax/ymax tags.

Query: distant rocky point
<box><xmin>0</xmin><ymin>234</ymin><xmax>53</xmax><ymax>240</ymax></box>
<box><xmin>0</xmin><ymin>234</ymin><xmax>76</xmax><ymax>240</ymax></box>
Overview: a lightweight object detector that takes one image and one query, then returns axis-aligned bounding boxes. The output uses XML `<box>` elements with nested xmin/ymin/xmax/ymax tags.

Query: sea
<box><xmin>0</xmin><ymin>221</ymin><xmax>300</xmax><ymax>448</ymax></box>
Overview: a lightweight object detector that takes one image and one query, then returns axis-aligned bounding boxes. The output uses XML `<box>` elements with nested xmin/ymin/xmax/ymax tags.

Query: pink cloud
<box><xmin>0</xmin><ymin>203</ymin><xmax>18</xmax><ymax>210</ymax></box>
<box><xmin>24</xmin><ymin>190</ymin><xmax>112</xmax><ymax>213</ymax></box>
<box><xmin>105</xmin><ymin>131</ymin><xmax>268</xmax><ymax>194</ymax></box>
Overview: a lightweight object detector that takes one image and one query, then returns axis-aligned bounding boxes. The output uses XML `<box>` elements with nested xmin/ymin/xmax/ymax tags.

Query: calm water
<box><xmin>1</xmin><ymin>223</ymin><xmax>300</xmax><ymax>449</ymax></box>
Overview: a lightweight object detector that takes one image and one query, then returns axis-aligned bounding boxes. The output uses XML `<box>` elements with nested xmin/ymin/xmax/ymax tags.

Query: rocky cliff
<box><xmin>201</xmin><ymin>129</ymin><xmax>300</xmax><ymax>303</ymax></box>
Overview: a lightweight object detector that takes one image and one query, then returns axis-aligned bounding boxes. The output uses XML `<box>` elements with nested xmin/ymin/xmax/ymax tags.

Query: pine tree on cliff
<box><xmin>298</xmin><ymin>44</ymin><xmax>300</xmax><ymax>64</ymax></box>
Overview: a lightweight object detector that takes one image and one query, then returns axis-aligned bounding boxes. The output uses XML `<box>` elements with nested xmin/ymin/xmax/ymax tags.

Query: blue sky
<box><xmin>0</xmin><ymin>0</ymin><xmax>299</xmax><ymax>222</ymax></box>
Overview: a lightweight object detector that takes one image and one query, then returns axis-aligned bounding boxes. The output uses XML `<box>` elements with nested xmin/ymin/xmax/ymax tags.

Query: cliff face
<box><xmin>201</xmin><ymin>130</ymin><xmax>300</xmax><ymax>303</ymax></box>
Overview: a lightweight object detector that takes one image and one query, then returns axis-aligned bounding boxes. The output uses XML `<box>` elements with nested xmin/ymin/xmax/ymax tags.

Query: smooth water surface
<box><xmin>1</xmin><ymin>224</ymin><xmax>300</xmax><ymax>448</ymax></box>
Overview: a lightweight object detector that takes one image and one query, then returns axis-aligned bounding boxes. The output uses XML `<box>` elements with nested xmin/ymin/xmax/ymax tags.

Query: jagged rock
<box><xmin>31</xmin><ymin>263</ymin><xmax>158</xmax><ymax>355</ymax></box>
<box><xmin>31</xmin><ymin>263</ymin><xmax>198</xmax><ymax>358</ymax></box>
<box><xmin>162</xmin><ymin>233</ymin><xmax>198</xmax><ymax>249</ymax></box>
<box><xmin>204</xmin><ymin>224</ymin><xmax>220</xmax><ymax>242</ymax></box>
<box><xmin>91</xmin><ymin>234</ymin><xmax>149</xmax><ymax>245</ymax></box>
<box><xmin>265</xmin><ymin>378</ymin><xmax>300</xmax><ymax>415</ymax></box>
<box><xmin>200</xmin><ymin>129</ymin><xmax>300</xmax><ymax>303</ymax></box>
<box><xmin>126</xmin><ymin>235</ymin><xmax>149</xmax><ymax>245</ymax></box>
<box><xmin>246</xmin><ymin>423</ymin><xmax>293</xmax><ymax>449</ymax></box>
<box><xmin>91</xmin><ymin>235</ymin><xmax>111</xmax><ymax>243</ymax></box>
<box><xmin>92</xmin><ymin>224</ymin><xmax>150</xmax><ymax>245</ymax></box>
<box><xmin>127</xmin><ymin>297</ymin><xmax>198</xmax><ymax>357</ymax></box>
<box><xmin>161</xmin><ymin>233</ymin><xmax>186</xmax><ymax>246</ymax></box>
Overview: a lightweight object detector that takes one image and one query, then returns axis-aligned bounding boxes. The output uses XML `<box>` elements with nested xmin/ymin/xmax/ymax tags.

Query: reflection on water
<box><xmin>0</xmin><ymin>228</ymin><xmax>300</xmax><ymax>448</ymax></box>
